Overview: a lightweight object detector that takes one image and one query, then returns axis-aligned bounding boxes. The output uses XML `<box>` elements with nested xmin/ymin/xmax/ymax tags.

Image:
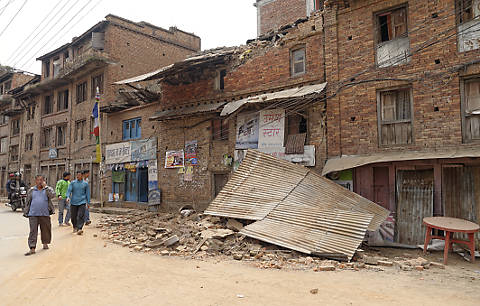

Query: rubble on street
<box><xmin>96</xmin><ymin>210</ymin><xmax>451</xmax><ymax>274</ymax></box>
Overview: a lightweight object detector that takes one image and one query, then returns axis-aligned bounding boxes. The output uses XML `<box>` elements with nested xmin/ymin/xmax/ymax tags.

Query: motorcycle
<box><xmin>6</xmin><ymin>186</ymin><xmax>27</xmax><ymax>212</ymax></box>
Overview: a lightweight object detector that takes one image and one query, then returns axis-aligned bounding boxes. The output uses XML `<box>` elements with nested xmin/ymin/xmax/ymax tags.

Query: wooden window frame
<box><xmin>375</xmin><ymin>5</ymin><xmax>408</xmax><ymax>44</ymax></box>
<box><xmin>41</xmin><ymin>127</ymin><xmax>52</xmax><ymax>148</ymax></box>
<box><xmin>0</xmin><ymin>137</ymin><xmax>7</xmax><ymax>153</ymax></box>
<box><xmin>74</xmin><ymin>119</ymin><xmax>86</xmax><ymax>142</ymax></box>
<box><xmin>11</xmin><ymin>118</ymin><xmax>20</xmax><ymax>136</ymax></box>
<box><xmin>9</xmin><ymin>145</ymin><xmax>19</xmax><ymax>161</ymax></box>
<box><xmin>291</xmin><ymin>47</ymin><xmax>306</xmax><ymax>76</ymax></box>
<box><xmin>456</xmin><ymin>0</ymin><xmax>480</xmax><ymax>25</ymax></box>
<box><xmin>460</xmin><ymin>77</ymin><xmax>480</xmax><ymax>142</ymax></box>
<box><xmin>212</xmin><ymin>118</ymin><xmax>229</xmax><ymax>141</ymax></box>
<box><xmin>25</xmin><ymin>133</ymin><xmax>33</xmax><ymax>151</ymax></box>
<box><xmin>56</xmin><ymin>124</ymin><xmax>67</xmax><ymax>147</ymax></box>
<box><xmin>377</xmin><ymin>87</ymin><xmax>414</xmax><ymax>147</ymax></box>
<box><xmin>43</xmin><ymin>95</ymin><xmax>53</xmax><ymax>115</ymax></box>
<box><xmin>76</xmin><ymin>82</ymin><xmax>87</xmax><ymax>104</ymax></box>
<box><xmin>122</xmin><ymin>117</ymin><xmax>141</xmax><ymax>140</ymax></box>
<box><xmin>57</xmin><ymin>90</ymin><xmax>69</xmax><ymax>111</ymax></box>
<box><xmin>91</xmin><ymin>74</ymin><xmax>104</xmax><ymax>98</ymax></box>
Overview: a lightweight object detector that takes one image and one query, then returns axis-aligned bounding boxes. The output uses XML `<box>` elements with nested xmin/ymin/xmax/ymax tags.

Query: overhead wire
<box><xmin>18</xmin><ymin>0</ymin><xmax>96</xmax><ymax>70</ymax></box>
<box><xmin>5</xmin><ymin>0</ymin><xmax>65</xmax><ymax>64</ymax></box>
<box><xmin>0</xmin><ymin>0</ymin><xmax>28</xmax><ymax>39</ymax></box>
<box><xmin>0</xmin><ymin>0</ymin><xmax>15</xmax><ymax>18</ymax></box>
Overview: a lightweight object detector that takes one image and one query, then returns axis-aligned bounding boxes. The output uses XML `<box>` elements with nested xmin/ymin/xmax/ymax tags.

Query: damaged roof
<box><xmin>204</xmin><ymin>150</ymin><xmax>389</xmax><ymax>260</ymax></box>
<box><xmin>114</xmin><ymin>47</ymin><xmax>240</xmax><ymax>85</ymax></box>
<box><xmin>149</xmin><ymin>101</ymin><xmax>226</xmax><ymax>121</ymax></box>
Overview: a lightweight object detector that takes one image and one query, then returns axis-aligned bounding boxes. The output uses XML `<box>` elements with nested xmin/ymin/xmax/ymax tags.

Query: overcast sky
<box><xmin>0</xmin><ymin>0</ymin><xmax>257</xmax><ymax>74</ymax></box>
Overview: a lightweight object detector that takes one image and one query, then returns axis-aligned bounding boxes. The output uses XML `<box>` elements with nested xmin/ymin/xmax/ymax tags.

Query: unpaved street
<box><xmin>1</xmin><ymin>206</ymin><xmax>480</xmax><ymax>306</ymax></box>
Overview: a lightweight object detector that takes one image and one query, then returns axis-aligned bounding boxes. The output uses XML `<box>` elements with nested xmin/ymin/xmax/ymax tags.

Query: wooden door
<box><xmin>373</xmin><ymin>167</ymin><xmax>390</xmax><ymax>209</ymax></box>
<box><xmin>396</xmin><ymin>169</ymin><xmax>434</xmax><ymax>245</ymax></box>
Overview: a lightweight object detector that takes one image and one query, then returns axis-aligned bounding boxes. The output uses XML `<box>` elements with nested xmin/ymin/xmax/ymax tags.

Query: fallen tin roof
<box><xmin>204</xmin><ymin>149</ymin><xmax>389</xmax><ymax>260</ymax></box>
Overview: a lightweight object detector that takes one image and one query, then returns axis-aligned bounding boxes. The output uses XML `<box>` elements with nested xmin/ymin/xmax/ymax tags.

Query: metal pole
<box><xmin>96</xmin><ymin>86</ymin><xmax>104</xmax><ymax>208</ymax></box>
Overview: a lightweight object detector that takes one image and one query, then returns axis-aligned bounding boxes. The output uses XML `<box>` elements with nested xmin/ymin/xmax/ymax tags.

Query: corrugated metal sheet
<box><xmin>204</xmin><ymin>150</ymin><xmax>309</xmax><ymax>220</ymax></box>
<box><xmin>322</xmin><ymin>147</ymin><xmax>480</xmax><ymax>175</ymax></box>
<box><xmin>149</xmin><ymin>101</ymin><xmax>226</xmax><ymax>121</ymax></box>
<box><xmin>396</xmin><ymin>170</ymin><xmax>434</xmax><ymax>245</ymax></box>
<box><xmin>204</xmin><ymin>150</ymin><xmax>389</xmax><ymax>258</ymax></box>
<box><xmin>220</xmin><ymin>83</ymin><xmax>327</xmax><ymax>116</ymax></box>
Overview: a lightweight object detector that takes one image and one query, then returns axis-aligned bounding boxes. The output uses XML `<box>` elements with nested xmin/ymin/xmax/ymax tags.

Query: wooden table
<box><xmin>423</xmin><ymin>217</ymin><xmax>479</xmax><ymax>265</ymax></box>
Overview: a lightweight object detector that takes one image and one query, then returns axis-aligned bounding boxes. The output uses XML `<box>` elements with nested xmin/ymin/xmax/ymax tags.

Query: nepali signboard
<box><xmin>105</xmin><ymin>137</ymin><xmax>157</xmax><ymax>164</ymax></box>
<box><xmin>235</xmin><ymin>112</ymin><xmax>259</xmax><ymax>149</ymax></box>
<box><xmin>258</xmin><ymin>109</ymin><xmax>285</xmax><ymax>149</ymax></box>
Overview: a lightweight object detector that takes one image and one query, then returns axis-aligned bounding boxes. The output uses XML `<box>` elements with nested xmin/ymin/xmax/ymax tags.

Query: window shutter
<box><xmin>382</xmin><ymin>92</ymin><xmax>396</xmax><ymax>121</ymax></box>
<box><xmin>466</xmin><ymin>81</ymin><xmax>480</xmax><ymax>112</ymax></box>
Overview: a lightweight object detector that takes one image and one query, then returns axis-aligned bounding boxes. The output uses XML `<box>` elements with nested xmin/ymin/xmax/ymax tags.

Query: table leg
<box><xmin>444</xmin><ymin>231</ymin><xmax>451</xmax><ymax>265</ymax></box>
<box><xmin>423</xmin><ymin>226</ymin><xmax>432</xmax><ymax>254</ymax></box>
<box><xmin>468</xmin><ymin>233</ymin><xmax>475</xmax><ymax>263</ymax></box>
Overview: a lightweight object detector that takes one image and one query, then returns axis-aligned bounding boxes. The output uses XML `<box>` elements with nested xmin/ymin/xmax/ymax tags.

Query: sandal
<box><xmin>24</xmin><ymin>250</ymin><xmax>36</xmax><ymax>256</ymax></box>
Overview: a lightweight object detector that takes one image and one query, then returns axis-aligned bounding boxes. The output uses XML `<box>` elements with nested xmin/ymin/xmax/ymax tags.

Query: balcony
<box><xmin>25</xmin><ymin>48</ymin><xmax>113</xmax><ymax>94</ymax></box>
<box><xmin>0</xmin><ymin>94</ymin><xmax>13</xmax><ymax>105</ymax></box>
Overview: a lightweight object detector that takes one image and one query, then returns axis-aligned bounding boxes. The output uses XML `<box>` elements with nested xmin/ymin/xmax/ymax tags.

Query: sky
<box><xmin>0</xmin><ymin>0</ymin><xmax>257</xmax><ymax>74</ymax></box>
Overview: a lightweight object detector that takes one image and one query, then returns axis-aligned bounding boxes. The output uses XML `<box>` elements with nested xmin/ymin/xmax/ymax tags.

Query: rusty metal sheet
<box><xmin>322</xmin><ymin>147</ymin><xmax>480</xmax><ymax>175</ymax></box>
<box><xmin>241</xmin><ymin>208</ymin><xmax>373</xmax><ymax>260</ymax></box>
<box><xmin>204</xmin><ymin>150</ymin><xmax>309</xmax><ymax>220</ymax></box>
<box><xmin>204</xmin><ymin>150</ymin><xmax>389</xmax><ymax>258</ymax></box>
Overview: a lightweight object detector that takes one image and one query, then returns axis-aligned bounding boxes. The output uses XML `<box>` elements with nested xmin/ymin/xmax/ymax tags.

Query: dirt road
<box><xmin>1</xmin><ymin>207</ymin><xmax>479</xmax><ymax>306</ymax></box>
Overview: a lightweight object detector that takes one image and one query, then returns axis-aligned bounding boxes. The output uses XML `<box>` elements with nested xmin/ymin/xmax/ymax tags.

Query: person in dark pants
<box><xmin>82</xmin><ymin>170</ymin><xmax>91</xmax><ymax>225</ymax></box>
<box><xmin>66</xmin><ymin>170</ymin><xmax>90</xmax><ymax>235</ymax></box>
<box><xmin>23</xmin><ymin>174</ymin><xmax>55</xmax><ymax>256</ymax></box>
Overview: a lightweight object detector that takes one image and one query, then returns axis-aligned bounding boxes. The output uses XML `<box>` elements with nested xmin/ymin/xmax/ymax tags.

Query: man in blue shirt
<box><xmin>23</xmin><ymin>174</ymin><xmax>55</xmax><ymax>256</ymax></box>
<box><xmin>66</xmin><ymin>170</ymin><xmax>90</xmax><ymax>235</ymax></box>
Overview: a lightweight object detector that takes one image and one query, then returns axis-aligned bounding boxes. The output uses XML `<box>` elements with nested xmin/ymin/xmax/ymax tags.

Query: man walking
<box><xmin>23</xmin><ymin>174</ymin><xmax>55</xmax><ymax>256</ymax></box>
<box><xmin>56</xmin><ymin>172</ymin><xmax>71</xmax><ymax>226</ymax></box>
<box><xmin>82</xmin><ymin>170</ymin><xmax>92</xmax><ymax>225</ymax></box>
<box><xmin>66</xmin><ymin>170</ymin><xmax>90</xmax><ymax>235</ymax></box>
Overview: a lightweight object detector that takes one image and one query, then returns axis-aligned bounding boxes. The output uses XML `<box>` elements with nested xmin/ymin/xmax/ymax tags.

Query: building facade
<box><xmin>10</xmin><ymin>14</ymin><xmax>200</xmax><ymax>199</ymax></box>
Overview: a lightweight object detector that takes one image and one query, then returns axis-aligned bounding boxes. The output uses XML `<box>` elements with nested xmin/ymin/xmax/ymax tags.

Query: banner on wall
<box><xmin>105</xmin><ymin>137</ymin><xmax>156</xmax><ymax>164</ymax></box>
<box><xmin>258</xmin><ymin>109</ymin><xmax>285</xmax><ymax>148</ymax></box>
<box><xmin>236</xmin><ymin>112</ymin><xmax>259</xmax><ymax>149</ymax></box>
<box><xmin>165</xmin><ymin>150</ymin><xmax>185</xmax><ymax>168</ymax></box>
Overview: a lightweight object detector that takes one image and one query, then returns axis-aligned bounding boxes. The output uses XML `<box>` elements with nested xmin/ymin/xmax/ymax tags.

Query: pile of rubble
<box><xmin>95</xmin><ymin>210</ymin><xmax>446</xmax><ymax>272</ymax></box>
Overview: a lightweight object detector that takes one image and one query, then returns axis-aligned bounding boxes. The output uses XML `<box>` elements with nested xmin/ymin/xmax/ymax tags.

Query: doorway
<box><xmin>214</xmin><ymin>173</ymin><xmax>229</xmax><ymax>197</ymax></box>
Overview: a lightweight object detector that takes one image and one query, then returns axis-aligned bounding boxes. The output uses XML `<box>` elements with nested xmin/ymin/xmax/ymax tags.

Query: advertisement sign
<box><xmin>236</xmin><ymin>112</ymin><xmax>259</xmax><ymax>149</ymax></box>
<box><xmin>258</xmin><ymin>109</ymin><xmax>285</xmax><ymax>148</ymax></box>
<box><xmin>147</xmin><ymin>160</ymin><xmax>160</xmax><ymax>206</ymax></box>
<box><xmin>258</xmin><ymin>145</ymin><xmax>316</xmax><ymax>167</ymax></box>
<box><xmin>131</xmin><ymin>138</ymin><xmax>157</xmax><ymax>162</ymax></box>
<box><xmin>185</xmin><ymin>140</ymin><xmax>198</xmax><ymax>165</ymax></box>
<box><xmin>165</xmin><ymin>150</ymin><xmax>184</xmax><ymax>168</ymax></box>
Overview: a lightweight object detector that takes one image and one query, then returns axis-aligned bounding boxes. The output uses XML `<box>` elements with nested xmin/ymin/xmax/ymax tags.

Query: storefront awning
<box><xmin>322</xmin><ymin>147</ymin><xmax>480</xmax><ymax>175</ymax></box>
<box><xmin>220</xmin><ymin>82</ymin><xmax>327</xmax><ymax>116</ymax></box>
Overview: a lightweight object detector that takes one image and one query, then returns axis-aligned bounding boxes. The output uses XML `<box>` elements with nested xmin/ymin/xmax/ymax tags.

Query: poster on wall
<box><xmin>147</xmin><ymin>159</ymin><xmax>160</xmax><ymax>206</ymax></box>
<box><xmin>184</xmin><ymin>166</ymin><xmax>193</xmax><ymax>182</ymax></box>
<box><xmin>185</xmin><ymin>140</ymin><xmax>198</xmax><ymax>165</ymax></box>
<box><xmin>258</xmin><ymin>109</ymin><xmax>285</xmax><ymax>148</ymax></box>
<box><xmin>236</xmin><ymin>112</ymin><xmax>259</xmax><ymax>149</ymax></box>
<box><xmin>165</xmin><ymin>150</ymin><xmax>185</xmax><ymax>168</ymax></box>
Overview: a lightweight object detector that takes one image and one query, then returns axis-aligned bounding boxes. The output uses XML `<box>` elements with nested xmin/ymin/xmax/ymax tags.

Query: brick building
<box><xmin>321</xmin><ymin>0</ymin><xmax>480</xmax><ymax>246</ymax></box>
<box><xmin>0</xmin><ymin>69</ymin><xmax>38</xmax><ymax>195</ymax></box>
<box><xmin>12</xmin><ymin>14</ymin><xmax>200</xmax><ymax>199</ymax></box>
<box><xmin>108</xmin><ymin>16</ymin><xmax>327</xmax><ymax>211</ymax></box>
<box><xmin>254</xmin><ymin>0</ymin><xmax>323</xmax><ymax>35</ymax></box>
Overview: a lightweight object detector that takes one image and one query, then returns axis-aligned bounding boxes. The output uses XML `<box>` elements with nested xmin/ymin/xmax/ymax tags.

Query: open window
<box><xmin>10</xmin><ymin>145</ymin><xmax>18</xmax><ymax>161</ymax></box>
<box><xmin>57</xmin><ymin>90</ymin><xmax>69</xmax><ymax>111</ymax></box>
<box><xmin>41</xmin><ymin>127</ymin><xmax>51</xmax><ymax>148</ymax></box>
<box><xmin>285</xmin><ymin>112</ymin><xmax>307</xmax><ymax>154</ymax></box>
<box><xmin>25</xmin><ymin>133</ymin><xmax>33</xmax><ymax>151</ymax></box>
<box><xmin>462</xmin><ymin>78</ymin><xmax>480</xmax><ymax>141</ymax></box>
<box><xmin>11</xmin><ymin>118</ymin><xmax>20</xmax><ymax>136</ymax></box>
<box><xmin>375</xmin><ymin>6</ymin><xmax>410</xmax><ymax>67</ymax></box>
<box><xmin>56</xmin><ymin>124</ymin><xmax>66</xmax><ymax>147</ymax></box>
<box><xmin>377</xmin><ymin>88</ymin><xmax>413</xmax><ymax>146</ymax></box>
<box><xmin>43</xmin><ymin>95</ymin><xmax>53</xmax><ymax>114</ymax></box>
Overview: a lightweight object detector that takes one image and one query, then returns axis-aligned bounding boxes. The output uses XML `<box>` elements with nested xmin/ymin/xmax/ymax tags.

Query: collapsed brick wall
<box><xmin>324</xmin><ymin>0</ymin><xmax>480</xmax><ymax>158</ymax></box>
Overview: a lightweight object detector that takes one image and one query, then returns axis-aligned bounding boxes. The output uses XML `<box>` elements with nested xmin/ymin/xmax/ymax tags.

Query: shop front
<box><xmin>106</xmin><ymin>138</ymin><xmax>159</xmax><ymax>205</ymax></box>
